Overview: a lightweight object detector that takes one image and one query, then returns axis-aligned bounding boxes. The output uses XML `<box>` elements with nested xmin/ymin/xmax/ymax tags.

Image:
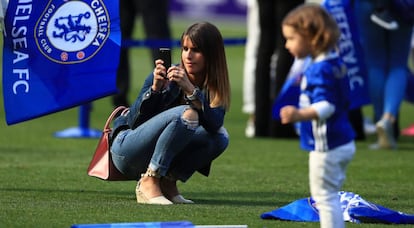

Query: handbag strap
<box><xmin>104</xmin><ymin>106</ymin><xmax>128</xmax><ymax>131</ymax></box>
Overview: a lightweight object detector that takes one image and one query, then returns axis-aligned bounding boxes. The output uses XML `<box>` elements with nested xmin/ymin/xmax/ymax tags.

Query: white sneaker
<box><xmin>364</xmin><ymin>118</ymin><xmax>377</xmax><ymax>135</ymax></box>
<box><xmin>245</xmin><ymin>119</ymin><xmax>255</xmax><ymax>138</ymax></box>
<box><xmin>376</xmin><ymin>119</ymin><xmax>396</xmax><ymax>149</ymax></box>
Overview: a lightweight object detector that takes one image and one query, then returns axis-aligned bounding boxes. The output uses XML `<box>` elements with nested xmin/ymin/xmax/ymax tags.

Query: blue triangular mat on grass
<box><xmin>261</xmin><ymin>197</ymin><xmax>319</xmax><ymax>222</ymax></box>
<box><xmin>261</xmin><ymin>191</ymin><xmax>414</xmax><ymax>224</ymax></box>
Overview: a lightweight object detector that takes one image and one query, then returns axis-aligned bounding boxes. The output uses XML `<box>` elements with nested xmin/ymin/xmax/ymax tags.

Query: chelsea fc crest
<box><xmin>35</xmin><ymin>0</ymin><xmax>110</xmax><ymax>64</ymax></box>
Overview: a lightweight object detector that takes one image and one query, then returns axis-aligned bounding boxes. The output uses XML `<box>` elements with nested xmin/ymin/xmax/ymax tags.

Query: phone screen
<box><xmin>159</xmin><ymin>48</ymin><xmax>171</xmax><ymax>70</ymax></box>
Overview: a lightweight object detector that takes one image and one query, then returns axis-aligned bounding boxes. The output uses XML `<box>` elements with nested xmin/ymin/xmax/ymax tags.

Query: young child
<box><xmin>279</xmin><ymin>4</ymin><xmax>356</xmax><ymax>228</ymax></box>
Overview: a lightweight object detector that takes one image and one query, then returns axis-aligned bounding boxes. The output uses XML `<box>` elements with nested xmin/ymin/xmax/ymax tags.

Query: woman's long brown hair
<box><xmin>180</xmin><ymin>22</ymin><xmax>231</xmax><ymax>110</ymax></box>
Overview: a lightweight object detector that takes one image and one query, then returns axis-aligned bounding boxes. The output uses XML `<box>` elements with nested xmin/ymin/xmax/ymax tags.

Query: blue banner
<box><xmin>2</xmin><ymin>0</ymin><xmax>120</xmax><ymax>125</ymax></box>
<box><xmin>323</xmin><ymin>0</ymin><xmax>370</xmax><ymax>109</ymax></box>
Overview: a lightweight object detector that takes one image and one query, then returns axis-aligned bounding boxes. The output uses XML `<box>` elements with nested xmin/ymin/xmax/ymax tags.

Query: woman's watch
<box><xmin>185</xmin><ymin>87</ymin><xmax>200</xmax><ymax>101</ymax></box>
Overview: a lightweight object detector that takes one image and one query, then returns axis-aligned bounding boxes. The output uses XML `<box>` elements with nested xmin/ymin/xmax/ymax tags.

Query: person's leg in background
<box><xmin>140</xmin><ymin>0</ymin><xmax>171</xmax><ymax>61</ymax></box>
<box><xmin>379</xmin><ymin>21</ymin><xmax>412</xmax><ymax>143</ymax></box>
<box><xmin>255</xmin><ymin>0</ymin><xmax>277</xmax><ymax>137</ymax></box>
<box><xmin>273</xmin><ymin>0</ymin><xmax>303</xmax><ymax>97</ymax></box>
<box><xmin>355</xmin><ymin>0</ymin><xmax>412</xmax><ymax>149</ymax></box>
<box><xmin>355</xmin><ymin>1</ymin><xmax>386</xmax><ymax>122</ymax></box>
<box><xmin>355</xmin><ymin>1</ymin><xmax>389</xmax><ymax>148</ymax></box>
<box><xmin>112</xmin><ymin>1</ymin><xmax>138</xmax><ymax>107</ymax></box>
<box><xmin>270</xmin><ymin>0</ymin><xmax>303</xmax><ymax>138</ymax></box>
<box><xmin>380</xmin><ymin>18</ymin><xmax>411</xmax><ymax>122</ymax></box>
<box><xmin>348</xmin><ymin>108</ymin><xmax>366</xmax><ymax>140</ymax></box>
<box><xmin>242</xmin><ymin>0</ymin><xmax>260</xmax><ymax>138</ymax></box>
<box><xmin>402</xmin><ymin>30</ymin><xmax>414</xmax><ymax>136</ymax></box>
<box><xmin>113</xmin><ymin>0</ymin><xmax>171</xmax><ymax>108</ymax></box>
<box><xmin>255</xmin><ymin>0</ymin><xmax>303</xmax><ymax>137</ymax></box>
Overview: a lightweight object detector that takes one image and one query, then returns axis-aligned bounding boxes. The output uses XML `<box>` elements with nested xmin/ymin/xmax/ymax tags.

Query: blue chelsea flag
<box><xmin>2</xmin><ymin>0</ymin><xmax>120</xmax><ymax>125</ymax></box>
<box><xmin>322</xmin><ymin>0</ymin><xmax>370</xmax><ymax>109</ymax></box>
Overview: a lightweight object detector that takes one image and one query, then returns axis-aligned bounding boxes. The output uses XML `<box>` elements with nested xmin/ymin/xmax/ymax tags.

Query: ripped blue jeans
<box><xmin>110</xmin><ymin>105</ymin><xmax>229</xmax><ymax>181</ymax></box>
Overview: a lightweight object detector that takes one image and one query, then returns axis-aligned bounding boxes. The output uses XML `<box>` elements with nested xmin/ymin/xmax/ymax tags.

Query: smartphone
<box><xmin>159</xmin><ymin>48</ymin><xmax>171</xmax><ymax>79</ymax></box>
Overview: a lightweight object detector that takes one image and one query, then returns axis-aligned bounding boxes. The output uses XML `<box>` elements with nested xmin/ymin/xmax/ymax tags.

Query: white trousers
<box><xmin>309</xmin><ymin>141</ymin><xmax>355</xmax><ymax>228</ymax></box>
<box><xmin>242</xmin><ymin>0</ymin><xmax>260</xmax><ymax>114</ymax></box>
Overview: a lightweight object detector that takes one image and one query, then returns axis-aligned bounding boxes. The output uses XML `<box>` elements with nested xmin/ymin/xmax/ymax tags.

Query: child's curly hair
<box><xmin>282</xmin><ymin>3</ymin><xmax>340</xmax><ymax>57</ymax></box>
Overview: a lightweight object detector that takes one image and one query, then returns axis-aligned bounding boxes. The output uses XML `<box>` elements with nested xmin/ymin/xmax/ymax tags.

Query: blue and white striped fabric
<box><xmin>261</xmin><ymin>191</ymin><xmax>414</xmax><ymax>224</ymax></box>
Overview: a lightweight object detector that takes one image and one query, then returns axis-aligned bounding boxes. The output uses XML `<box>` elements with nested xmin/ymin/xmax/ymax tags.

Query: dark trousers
<box><xmin>255</xmin><ymin>0</ymin><xmax>304</xmax><ymax>137</ymax></box>
<box><xmin>113</xmin><ymin>0</ymin><xmax>171</xmax><ymax>107</ymax></box>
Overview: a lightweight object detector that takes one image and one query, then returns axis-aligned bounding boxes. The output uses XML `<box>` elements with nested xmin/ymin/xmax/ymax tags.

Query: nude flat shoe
<box><xmin>170</xmin><ymin>194</ymin><xmax>194</xmax><ymax>204</ymax></box>
<box><xmin>135</xmin><ymin>169</ymin><xmax>173</xmax><ymax>205</ymax></box>
<box><xmin>136</xmin><ymin>188</ymin><xmax>173</xmax><ymax>205</ymax></box>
